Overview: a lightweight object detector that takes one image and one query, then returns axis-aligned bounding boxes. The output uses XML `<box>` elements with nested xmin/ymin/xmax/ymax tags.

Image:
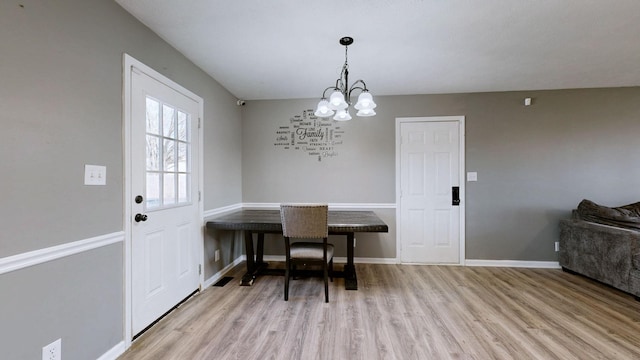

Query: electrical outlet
<box><xmin>555</xmin><ymin>241</ymin><xmax>560</xmax><ymax>252</ymax></box>
<box><xmin>215</xmin><ymin>249</ymin><xmax>220</xmax><ymax>262</ymax></box>
<box><xmin>42</xmin><ymin>338</ymin><xmax>61</xmax><ymax>360</ymax></box>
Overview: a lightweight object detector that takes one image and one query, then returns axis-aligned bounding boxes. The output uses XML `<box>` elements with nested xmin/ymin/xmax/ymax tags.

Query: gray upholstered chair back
<box><xmin>280</xmin><ymin>204</ymin><xmax>329</xmax><ymax>239</ymax></box>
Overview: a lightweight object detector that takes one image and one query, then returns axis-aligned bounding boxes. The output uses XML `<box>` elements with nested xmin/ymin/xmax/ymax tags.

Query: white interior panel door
<box><xmin>400</xmin><ymin>120</ymin><xmax>460</xmax><ymax>264</ymax></box>
<box><xmin>130</xmin><ymin>67</ymin><xmax>200</xmax><ymax>335</ymax></box>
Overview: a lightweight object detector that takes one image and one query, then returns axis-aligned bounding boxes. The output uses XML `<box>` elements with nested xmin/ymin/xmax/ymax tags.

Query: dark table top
<box><xmin>205</xmin><ymin>209</ymin><xmax>388</xmax><ymax>233</ymax></box>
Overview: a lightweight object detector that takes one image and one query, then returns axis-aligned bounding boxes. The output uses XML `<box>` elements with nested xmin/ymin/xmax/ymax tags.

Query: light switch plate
<box><xmin>84</xmin><ymin>165</ymin><xmax>106</xmax><ymax>185</ymax></box>
<box><xmin>467</xmin><ymin>172</ymin><xmax>478</xmax><ymax>182</ymax></box>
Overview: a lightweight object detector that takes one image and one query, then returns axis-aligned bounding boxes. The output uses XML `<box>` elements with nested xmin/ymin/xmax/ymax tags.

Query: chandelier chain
<box><xmin>344</xmin><ymin>45</ymin><xmax>349</xmax><ymax>69</ymax></box>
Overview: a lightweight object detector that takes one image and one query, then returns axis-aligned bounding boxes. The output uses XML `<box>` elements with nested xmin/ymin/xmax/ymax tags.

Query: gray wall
<box><xmin>241</xmin><ymin>88</ymin><xmax>640</xmax><ymax>261</ymax></box>
<box><xmin>241</xmin><ymin>99</ymin><xmax>395</xmax><ymax>203</ymax></box>
<box><xmin>0</xmin><ymin>245</ymin><xmax>123</xmax><ymax>360</ymax></box>
<box><xmin>0</xmin><ymin>0</ymin><xmax>242</xmax><ymax>358</ymax></box>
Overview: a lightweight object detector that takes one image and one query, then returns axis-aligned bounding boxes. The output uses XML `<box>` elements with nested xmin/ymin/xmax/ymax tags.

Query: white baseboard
<box><xmin>203</xmin><ymin>256</ymin><xmax>246</xmax><ymax>288</ymax></box>
<box><xmin>97</xmin><ymin>340</ymin><xmax>125</xmax><ymax>360</ymax></box>
<box><xmin>350</xmin><ymin>257</ymin><xmax>397</xmax><ymax>265</ymax></box>
<box><xmin>262</xmin><ymin>255</ymin><xmax>396</xmax><ymax>265</ymax></box>
<box><xmin>202</xmin><ymin>254</ymin><xmax>397</xmax><ymax>280</ymax></box>
<box><xmin>0</xmin><ymin>231</ymin><xmax>124</xmax><ymax>275</ymax></box>
<box><xmin>464</xmin><ymin>259</ymin><xmax>561</xmax><ymax>269</ymax></box>
<box><xmin>215</xmin><ymin>256</ymin><xmax>561</xmax><ymax>269</ymax></box>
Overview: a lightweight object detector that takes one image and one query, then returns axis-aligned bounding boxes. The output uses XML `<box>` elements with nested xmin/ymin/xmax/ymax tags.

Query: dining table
<box><xmin>205</xmin><ymin>209</ymin><xmax>389</xmax><ymax>290</ymax></box>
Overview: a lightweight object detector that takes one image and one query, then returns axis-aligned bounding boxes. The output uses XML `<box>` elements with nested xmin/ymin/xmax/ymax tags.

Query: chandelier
<box><xmin>314</xmin><ymin>36</ymin><xmax>377</xmax><ymax>121</ymax></box>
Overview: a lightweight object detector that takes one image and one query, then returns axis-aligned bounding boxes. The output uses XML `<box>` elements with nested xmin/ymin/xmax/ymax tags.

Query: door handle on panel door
<box><xmin>452</xmin><ymin>186</ymin><xmax>460</xmax><ymax>206</ymax></box>
<box><xmin>135</xmin><ymin>213</ymin><xmax>148</xmax><ymax>222</ymax></box>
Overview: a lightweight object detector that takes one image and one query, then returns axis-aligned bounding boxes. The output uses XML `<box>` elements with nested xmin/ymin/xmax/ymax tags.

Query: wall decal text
<box><xmin>274</xmin><ymin>110</ymin><xmax>345</xmax><ymax>161</ymax></box>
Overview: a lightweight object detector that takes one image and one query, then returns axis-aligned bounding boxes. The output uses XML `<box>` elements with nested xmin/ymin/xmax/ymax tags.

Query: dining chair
<box><xmin>280</xmin><ymin>203</ymin><xmax>334</xmax><ymax>303</ymax></box>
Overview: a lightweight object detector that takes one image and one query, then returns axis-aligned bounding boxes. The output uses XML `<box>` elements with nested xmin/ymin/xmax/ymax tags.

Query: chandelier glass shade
<box><xmin>314</xmin><ymin>37</ymin><xmax>377</xmax><ymax>121</ymax></box>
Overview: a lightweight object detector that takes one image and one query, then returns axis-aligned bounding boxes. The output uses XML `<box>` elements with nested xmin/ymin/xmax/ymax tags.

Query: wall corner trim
<box><xmin>0</xmin><ymin>231</ymin><xmax>124</xmax><ymax>275</ymax></box>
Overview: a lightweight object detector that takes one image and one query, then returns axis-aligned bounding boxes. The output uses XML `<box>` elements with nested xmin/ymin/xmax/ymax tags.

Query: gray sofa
<box><xmin>559</xmin><ymin>200</ymin><xmax>640</xmax><ymax>299</ymax></box>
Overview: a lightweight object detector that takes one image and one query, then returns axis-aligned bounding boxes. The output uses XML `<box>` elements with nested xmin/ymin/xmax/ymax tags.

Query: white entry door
<box><xmin>398</xmin><ymin>117</ymin><xmax>464</xmax><ymax>264</ymax></box>
<box><xmin>129</xmin><ymin>62</ymin><xmax>202</xmax><ymax>336</ymax></box>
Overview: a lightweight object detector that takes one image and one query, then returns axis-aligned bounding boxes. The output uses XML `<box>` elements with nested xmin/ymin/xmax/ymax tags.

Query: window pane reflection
<box><xmin>146</xmin><ymin>173</ymin><xmax>160</xmax><ymax>209</ymax></box>
<box><xmin>146</xmin><ymin>98</ymin><xmax>160</xmax><ymax>135</ymax></box>
<box><xmin>163</xmin><ymin>105</ymin><xmax>175</xmax><ymax>138</ymax></box>
<box><xmin>178</xmin><ymin>111</ymin><xmax>189</xmax><ymax>141</ymax></box>
<box><xmin>163</xmin><ymin>173</ymin><xmax>176</xmax><ymax>205</ymax></box>
<box><xmin>146</xmin><ymin>135</ymin><xmax>160</xmax><ymax>171</ymax></box>
<box><xmin>145</xmin><ymin>98</ymin><xmax>192</xmax><ymax>209</ymax></box>
<box><xmin>164</xmin><ymin>139</ymin><xmax>175</xmax><ymax>171</ymax></box>
<box><xmin>178</xmin><ymin>174</ymin><xmax>189</xmax><ymax>203</ymax></box>
<box><xmin>178</xmin><ymin>142</ymin><xmax>187</xmax><ymax>172</ymax></box>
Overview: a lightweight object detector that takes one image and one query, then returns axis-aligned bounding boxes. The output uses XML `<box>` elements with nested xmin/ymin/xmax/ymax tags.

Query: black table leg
<box><xmin>240</xmin><ymin>231</ymin><xmax>269</xmax><ymax>286</ymax></box>
<box><xmin>344</xmin><ymin>233</ymin><xmax>358</xmax><ymax>290</ymax></box>
<box><xmin>240</xmin><ymin>230</ymin><xmax>256</xmax><ymax>286</ymax></box>
<box><xmin>256</xmin><ymin>233</ymin><xmax>265</xmax><ymax>265</ymax></box>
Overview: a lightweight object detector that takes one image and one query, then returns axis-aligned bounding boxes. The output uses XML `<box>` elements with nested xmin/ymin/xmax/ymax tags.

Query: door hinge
<box><xmin>198</xmin><ymin>191</ymin><xmax>201</xmax><ymax>202</ymax></box>
<box><xmin>199</xmin><ymin>264</ymin><xmax>202</xmax><ymax>275</ymax></box>
<box><xmin>198</xmin><ymin>117</ymin><xmax>201</xmax><ymax>129</ymax></box>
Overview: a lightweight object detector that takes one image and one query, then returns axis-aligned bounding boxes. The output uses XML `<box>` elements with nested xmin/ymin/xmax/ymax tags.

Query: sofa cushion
<box><xmin>577</xmin><ymin>199</ymin><xmax>640</xmax><ymax>230</ymax></box>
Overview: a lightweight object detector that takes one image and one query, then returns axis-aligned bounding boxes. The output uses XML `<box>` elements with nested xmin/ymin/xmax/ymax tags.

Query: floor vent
<box><xmin>213</xmin><ymin>276</ymin><xmax>233</xmax><ymax>287</ymax></box>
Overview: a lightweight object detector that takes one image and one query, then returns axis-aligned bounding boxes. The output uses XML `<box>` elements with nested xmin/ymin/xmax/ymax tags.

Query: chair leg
<box><xmin>329</xmin><ymin>258</ymin><xmax>334</xmax><ymax>282</ymax></box>
<box><xmin>324</xmin><ymin>262</ymin><xmax>329</xmax><ymax>303</ymax></box>
<box><xmin>284</xmin><ymin>262</ymin><xmax>290</xmax><ymax>301</ymax></box>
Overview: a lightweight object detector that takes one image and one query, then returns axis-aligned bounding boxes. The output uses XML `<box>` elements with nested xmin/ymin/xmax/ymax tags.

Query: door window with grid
<box><xmin>145</xmin><ymin>96</ymin><xmax>191</xmax><ymax>210</ymax></box>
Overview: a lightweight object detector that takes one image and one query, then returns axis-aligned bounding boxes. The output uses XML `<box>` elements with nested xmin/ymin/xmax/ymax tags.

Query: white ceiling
<box><xmin>116</xmin><ymin>0</ymin><xmax>640</xmax><ymax>100</ymax></box>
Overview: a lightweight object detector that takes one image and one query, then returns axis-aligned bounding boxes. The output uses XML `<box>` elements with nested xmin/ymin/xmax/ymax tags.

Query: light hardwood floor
<box><xmin>118</xmin><ymin>263</ymin><xmax>640</xmax><ymax>360</ymax></box>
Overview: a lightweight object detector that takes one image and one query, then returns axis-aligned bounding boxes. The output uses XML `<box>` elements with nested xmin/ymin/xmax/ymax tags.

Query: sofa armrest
<box><xmin>559</xmin><ymin>218</ymin><xmax>640</xmax><ymax>292</ymax></box>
